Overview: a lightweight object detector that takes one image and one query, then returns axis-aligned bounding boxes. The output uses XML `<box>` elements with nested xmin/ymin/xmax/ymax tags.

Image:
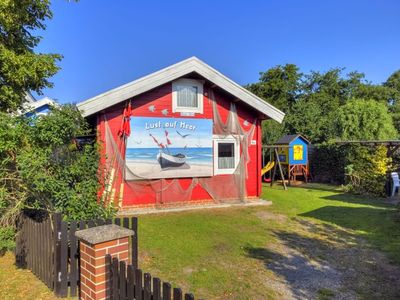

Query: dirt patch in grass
<box><xmin>248</xmin><ymin>218</ymin><xmax>400</xmax><ymax>299</ymax></box>
<box><xmin>254</xmin><ymin>210</ymin><xmax>288</xmax><ymax>223</ymax></box>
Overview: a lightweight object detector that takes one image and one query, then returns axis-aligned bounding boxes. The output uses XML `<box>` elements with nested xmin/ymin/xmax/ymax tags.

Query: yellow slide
<box><xmin>261</xmin><ymin>161</ymin><xmax>275</xmax><ymax>176</ymax></box>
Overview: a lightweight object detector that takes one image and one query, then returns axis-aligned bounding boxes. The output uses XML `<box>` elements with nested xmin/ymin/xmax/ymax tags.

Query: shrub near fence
<box><xmin>15</xmin><ymin>211</ymin><xmax>138</xmax><ymax>298</ymax></box>
<box><xmin>107</xmin><ymin>255</ymin><xmax>195</xmax><ymax>300</ymax></box>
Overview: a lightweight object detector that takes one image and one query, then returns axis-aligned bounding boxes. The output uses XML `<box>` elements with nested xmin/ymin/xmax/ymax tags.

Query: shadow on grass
<box><xmin>244</xmin><ymin>220</ymin><xmax>400</xmax><ymax>299</ymax></box>
<box><xmin>321</xmin><ymin>192</ymin><xmax>390</xmax><ymax>208</ymax></box>
<box><xmin>300</xmin><ymin>205</ymin><xmax>400</xmax><ymax>262</ymax></box>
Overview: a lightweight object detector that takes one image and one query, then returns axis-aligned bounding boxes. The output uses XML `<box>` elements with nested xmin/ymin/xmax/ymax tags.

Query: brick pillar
<box><xmin>75</xmin><ymin>224</ymin><xmax>134</xmax><ymax>300</ymax></box>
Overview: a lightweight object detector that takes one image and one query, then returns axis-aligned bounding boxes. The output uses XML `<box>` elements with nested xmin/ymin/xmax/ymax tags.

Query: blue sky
<box><xmin>35</xmin><ymin>0</ymin><xmax>400</xmax><ymax>104</ymax></box>
<box><xmin>127</xmin><ymin>117</ymin><xmax>213</xmax><ymax>149</ymax></box>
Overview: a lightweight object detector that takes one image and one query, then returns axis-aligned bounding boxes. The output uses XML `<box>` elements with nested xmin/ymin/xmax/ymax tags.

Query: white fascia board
<box><xmin>77</xmin><ymin>57</ymin><xmax>285</xmax><ymax>123</ymax></box>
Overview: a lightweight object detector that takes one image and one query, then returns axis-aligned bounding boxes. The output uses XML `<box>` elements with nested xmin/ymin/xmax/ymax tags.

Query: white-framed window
<box><xmin>213</xmin><ymin>135</ymin><xmax>240</xmax><ymax>175</ymax></box>
<box><xmin>172</xmin><ymin>78</ymin><xmax>203</xmax><ymax>114</ymax></box>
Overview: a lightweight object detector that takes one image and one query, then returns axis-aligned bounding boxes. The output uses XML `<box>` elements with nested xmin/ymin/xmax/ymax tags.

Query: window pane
<box><xmin>218</xmin><ymin>142</ymin><xmax>235</xmax><ymax>169</ymax></box>
<box><xmin>177</xmin><ymin>85</ymin><xmax>198</xmax><ymax>108</ymax></box>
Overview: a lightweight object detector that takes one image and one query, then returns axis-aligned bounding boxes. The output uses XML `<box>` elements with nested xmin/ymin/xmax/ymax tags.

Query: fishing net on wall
<box><xmin>102</xmin><ymin>88</ymin><xmax>256</xmax><ymax>208</ymax></box>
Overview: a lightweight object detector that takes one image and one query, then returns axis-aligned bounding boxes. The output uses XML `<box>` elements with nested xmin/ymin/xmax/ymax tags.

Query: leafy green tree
<box><xmin>246</xmin><ymin>64</ymin><xmax>301</xmax><ymax>143</ymax></box>
<box><xmin>335</xmin><ymin>99</ymin><xmax>397</xmax><ymax>140</ymax></box>
<box><xmin>246</xmin><ymin>64</ymin><xmax>301</xmax><ymax>112</ymax></box>
<box><xmin>0</xmin><ymin>0</ymin><xmax>61</xmax><ymax>112</ymax></box>
<box><xmin>0</xmin><ymin>106</ymin><xmax>114</xmax><ymax>251</ymax></box>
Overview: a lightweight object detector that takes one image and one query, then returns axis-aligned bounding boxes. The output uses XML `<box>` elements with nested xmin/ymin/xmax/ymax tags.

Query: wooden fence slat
<box><xmin>119</xmin><ymin>261</ymin><xmax>127</xmax><ymax>300</ymax></box>
<box><xmin>33</xmin><ymin>220</ymin><xmax>37</xmax><ymax>276</ymax></box>
<box><xmin>105</xmin><ymin>255</ymin><xmax>112</xmax><ymax>299</ymax></box>
<box><xmin>38</xmin><ymin>220</ymin><xmax>43</xmax><ymax>281</ymax></box>
<box><xmin>112</xmin><ymin>258</ymin><xmax>119</xmax><ymax>300</ymax></box>
<box><xmin>41</xmin><ymin>219</ymin><xmax>46</xmax><ymax>285</ymax></box>
<box><xmin>44</xmin><ymin>217</ymin><xmax>51</xmax><ymax>287</ymax></box>
<box><xmin>184</xmin><ymin>294</ymin><xmax>194</xmax><ymax>300</ymax></box>
<box><xmin>126</xmin><ymin>265</ymin><xmax>135</xmax><ymax>300</ymax></box>
<box><xmin>123</xmin><ymin>217</ymin><xmax>129</xmax><ymax>229</ymax></box>
<box><xmin>143</xmin><ymin>273</ymin><xmax>152</xmax><ymax>300</ymax></box>
<box><xmin>153</xmin><ymin>278</ymin><xmax>161</xmax><ymax>300</ymax></box>
<box><xmin>59</xmin><ymin>221</ymin><xmax>68</xmax><ymax>297</ymax></box>
<box><xmin>79</xmin><ymin>220</ymin><xmax>86</xmax><ymax>230</ymax></box>
<box><xmin>41</xmin><ymin>219</ymin><xmax>46</xmax><ymax>282</ymax></box>
<box><xmin>88</xmin><ymin>219</ymin><xmax>95</xmax><ymax>228</ymax></box>
<box><xmin>173</xmin><ymin>288</ymin><xmax>183</xmax><ymax>300</ymax></box>
<box><xmin>69</xmin><ymin>221</ymin><xmax>78</xmax><ymax>297</ymax></box>
<box><xmin>135</xmin><ymin>269</ymin><xmax>143</xmax><ymax>300</ymax></box>
<box><xmin>163</xmin><ymin>282</ymin><xmax>172</xmax><ymax>300</ymax></box>
<box><xmin>53</xmin><ymin>212</ymin><xmax>62</xmax><ymax>296</ymax></box>
<box><xmin>132</xmin><ymin>217</ymin><xmax>138</xmax><ymax>270</ymax></box>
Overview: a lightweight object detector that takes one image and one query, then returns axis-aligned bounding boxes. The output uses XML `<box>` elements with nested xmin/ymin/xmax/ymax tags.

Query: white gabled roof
<box><xmin>77</xmin><ymin>57</ymin><xmax>285</xmax><ymax>123</ymax></box>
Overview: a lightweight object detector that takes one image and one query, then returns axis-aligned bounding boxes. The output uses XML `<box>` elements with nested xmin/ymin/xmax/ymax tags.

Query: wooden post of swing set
<box><xmin>269</xmin><ymin>147</ymin><xmax>287</xmax><ymax>190</ymax></box>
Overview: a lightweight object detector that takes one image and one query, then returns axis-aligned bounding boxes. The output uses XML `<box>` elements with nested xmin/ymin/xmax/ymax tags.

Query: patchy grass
<box><xmin>138</xmin><ymin>183</ymin><xmax>400</xmax><ymax>298</ymax></box>
<box><xmin>2</xmin><ymin>183</ymin><xmax>400</xmax><ymax>299</ymax></box>
<box><xmin>265</xmin><ymin>183</ymin><xmax>400</xmax><ymax>263</ymax></box>
<box><xmin>0</xmin><ymin>252</ymin><xmax>57</xmax><ymax>300</ymax></box>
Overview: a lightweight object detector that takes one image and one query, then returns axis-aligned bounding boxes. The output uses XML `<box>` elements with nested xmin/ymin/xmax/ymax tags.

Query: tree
<box><xmin>246</xmin><ymin>64</ymin><xmax>301</xmax><ymax>143</ymax></box>
<box><xmin>246</xmin><ymin>64</ymin><xmax>301</xmax><ymax>112</ymax></box>
<box><xmin>0</xmin><ymin>105</ymin><xmax>115</xmax><ymax>251</ymax></box>
<box><xmin>335</xmin><ymin>99</ymin><xmax>398</xmax><ymax>141</ymax></box>
<box><xmin>0</xmin><ymin>0</ymin><xmax>61</xmax><ymax>112</ymax></box>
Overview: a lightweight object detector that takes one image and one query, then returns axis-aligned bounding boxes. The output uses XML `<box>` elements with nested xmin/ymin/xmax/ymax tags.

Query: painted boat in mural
<box><xmin>157</xmin><ymin>151</ymin><xmax>186</xmax><ymax>168</ymax></box>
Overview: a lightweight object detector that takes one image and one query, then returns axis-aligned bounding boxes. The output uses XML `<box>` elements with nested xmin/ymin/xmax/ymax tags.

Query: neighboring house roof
<box><xmin>25</xmin><ymin>92</ymin><xmax>36</xmax><ymax>103</ymax></box>
<box><xmin>77</xmin><ymin>57</ymin><xmax>285</xmax><ymax>123</ymax></box>
<box><xmin>275</xmin><ymin>134</ymin><xmax>310</xmax><ymax>145</ymax></box>
<box><xmin>20</xmin><ymin>96</ymin><xmax>56</xmax><ymax>116</ymax></box>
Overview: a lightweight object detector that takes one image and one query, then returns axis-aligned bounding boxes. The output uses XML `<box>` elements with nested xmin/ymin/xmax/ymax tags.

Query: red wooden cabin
<box><xmin>77</xmin><ymin>57</ymin><xmax>284</xmax><ymax>210</ymax></box>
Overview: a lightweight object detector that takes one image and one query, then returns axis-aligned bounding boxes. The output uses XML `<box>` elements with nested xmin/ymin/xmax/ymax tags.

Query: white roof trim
<box><xmin>77</xmin><ymin>57</ymin><xmax>285</xmax><ymax>123</ymax></box>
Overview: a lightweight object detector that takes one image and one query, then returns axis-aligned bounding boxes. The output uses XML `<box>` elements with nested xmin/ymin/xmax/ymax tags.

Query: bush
<box><xmin>0</xmin><ymin>105</ymin><xmax>115</xmax><ymax>251</ymax></box>
<box><xmin>310</xmin><ymin>143</ymin><xmax>346</xmax><ymax>184</ymax></box>
<box><xmin>343</xmin><ymin>145</ymin><xmax>390</xmax><ymax>197</ymax></box>
<box><xmin>0</xmin><ymin>227</ymin><xmax>16</xmax><ymax>253</ymax></box>
<box><xmin>311</xmin><ymin>143</ymin><xmax>391</xmax><ymax>197</ymax></box>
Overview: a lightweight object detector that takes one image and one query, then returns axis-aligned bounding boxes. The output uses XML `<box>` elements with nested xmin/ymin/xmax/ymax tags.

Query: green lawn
<box><xmin>137</xmin><ymin>183</ymin><xmax>400</xmax><ymax>299</ymax></box>
<box><xmin>1</xmin><ymin>183</ymin><xmax>399</xmax><ymax>299</ymax></box>
<box><xmin>266</xmin><ymin>183</ymin><xmax>400</xmax><ymax>263</ymax></box>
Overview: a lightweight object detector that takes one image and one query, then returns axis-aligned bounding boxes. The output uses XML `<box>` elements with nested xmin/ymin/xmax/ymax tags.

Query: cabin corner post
<box><xmin>75</xmin><ymin>225</ymin><xmax>134</xmax><ymax>300</ymax></box>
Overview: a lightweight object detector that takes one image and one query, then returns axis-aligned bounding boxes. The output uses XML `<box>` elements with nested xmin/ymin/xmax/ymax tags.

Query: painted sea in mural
<box><xmin>125</xmin><ymin>117</ymin><xmax>213</xmax><ymax>180</ymax></box>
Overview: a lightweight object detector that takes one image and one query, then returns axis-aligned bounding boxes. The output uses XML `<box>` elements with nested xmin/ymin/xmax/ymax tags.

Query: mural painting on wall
<box><xmin>125</xmin><ymin>117</ymin><xmax>213</xmax><ymax>180</ymax></box>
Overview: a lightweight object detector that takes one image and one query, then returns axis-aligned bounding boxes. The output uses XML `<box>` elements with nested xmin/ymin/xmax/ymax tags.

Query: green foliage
<box><xmin>247</xmin><ymin>65</ymin><xmax>400</xmax><ymax>143</ymax></box>
<box><xmin>0</xmin><ymin>106</ymin><xmax>115</xmax><ymax>235</ymax></box>
<box><xmin>344</xmin><ymin>145</ymin><xmax>390</xmax><ymax>197</ymax></box>
<box><xmin>0</xmin><ymin>226</ymin><xmax>15</xmax><ymax>252</ymax></box>
<box><xmin>335</xmin><ymin>99</ymin><xmax>398</xmax><ymax>140</ymax></box>
<box><xmin>0</xmin><ymin>0</ymin><xmax>61</xmax><ymax>112</ymax></box>
<box><xmin>311</xmin><ymin>144</ymin><xmax>391</xmax><ymax>197</ymax></box>
<box><xmin>310</xmin><ymin>144</ymin><xmax>346</xmax><ymax>184</ymax></box>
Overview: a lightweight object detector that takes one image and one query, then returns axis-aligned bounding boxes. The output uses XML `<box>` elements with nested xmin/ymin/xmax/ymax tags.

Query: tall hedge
<box><xmin>311</xmin><ymin>144</ymin><xmax>391</xmax><ymax>197</ymax></box>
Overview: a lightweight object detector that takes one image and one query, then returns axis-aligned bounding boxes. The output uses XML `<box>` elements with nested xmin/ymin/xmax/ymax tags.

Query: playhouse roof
<box><xmin>275</xmin><ymin>134</ymin><xmax>310</xmax><ymax>145</ymax></box>
<box><xmin>76</xmin><ymin>57</ymin><xmax>285</xmax><ymax>123</ymax></box>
